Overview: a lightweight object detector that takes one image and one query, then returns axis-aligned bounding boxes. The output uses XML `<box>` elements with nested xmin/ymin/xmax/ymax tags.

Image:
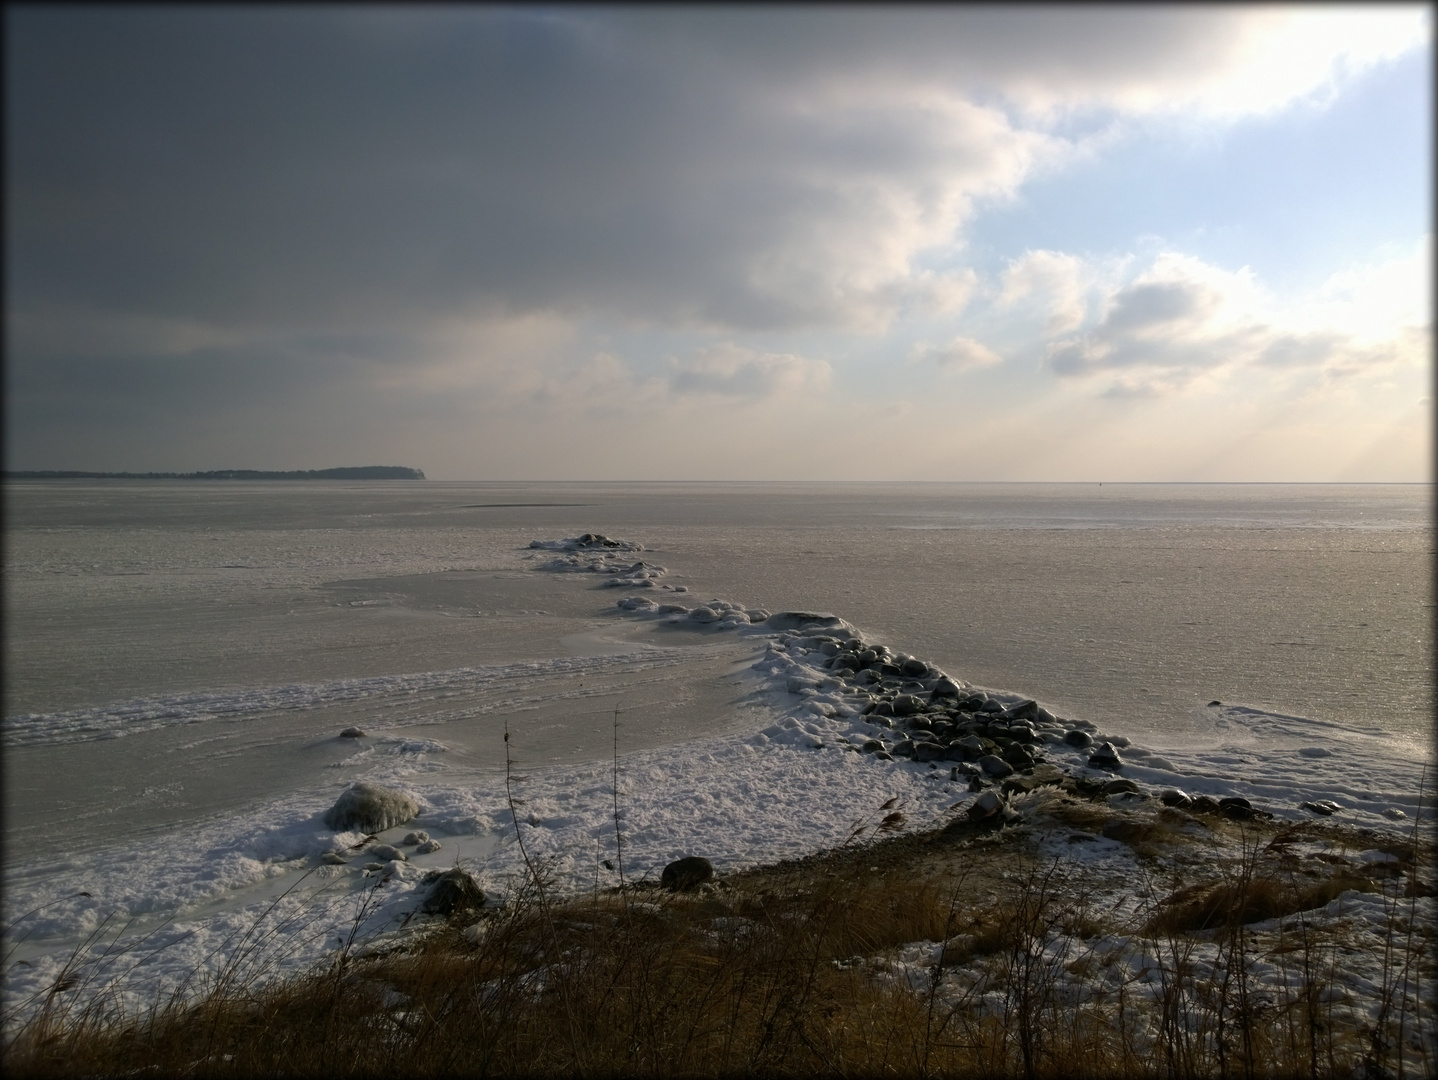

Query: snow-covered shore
<box><xmin>4</xmin><ymin>537</ymin><xmax>1431</xmax><ymax>1030</ymax></box>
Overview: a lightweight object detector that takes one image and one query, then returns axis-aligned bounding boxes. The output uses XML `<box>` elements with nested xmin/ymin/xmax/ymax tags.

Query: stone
<box><xmin>891</xmin><ymin>739</ymin><xmax>915</xmax><ymax>758</ymax></box>
<box><xmin>1301</xmin><ymin>800</ymin><xmax>1341</xmax><ymax>817</ymax></box>
<box><xmin>1000</xmin><ymin>700</ymin><xmax>1040</xmax><ymax>722</ymax></box>
<box><xmin>913</xmin><ymin>741</ymin><xmax>948</xmax><ymax>762</ymax></box>
<box><xmin>1101</xmin><ymin>820</ymin><xmax>1150</xmax><ymax>844</ymax></box>
<box><xmin>745</xmin><ymin>609</ymin><xmax>770</xmax><ymax>623</ymax></box>
<box><xmin>968</xmin><ymin>790</ymin><xmax>1003</xmax><ymax>818</ymax></box>
<box><xmin>421</xmin><ymin>868</ymin><xmax>486</xmax><ymax>915</ymax></box>
<box><xmin>932</xmin><ymin>678</ymin><xmax>961</xmax><ymax>698</ymax></box>
<box><xmin>1000</xmin><ymin>743</ymin><xmax>1035</xmax><ymax>769</ymax></box>
<box><xmin>323</xmin><ymin>783</ymin><xmax>419</xmax><ymax>833</ymax></box>
<box><xmin>765</xmin><ymin>611</ymin><xmax>846</xmax><ymax>632</ymax></box>
<box><xmin>861</xmin><ymin>739</ymin><xmax>885</xmax><ymax>753</ymax></box>
<box><xmin>661</xmin><ymin>856</ymin><xmax>714</xmax><ymax>892</ymax></box>
<box><xmin>339</xmin><ymin>727</ymin><xmax>366</xmax><ymax>738</ymax></box>
<box><xmin>369</xmin><ymin>844</ymin><xmax>407</xmax><ymax>861</ymax></box>
<box><xmin>892</xmin><ymin>694</ymin><xmax>925</xmax><ymax>717</ymax></box>
<box><xmin>403</xmin><ymin>831</ymin><xmax>430</xmax><ymax>845</ymax></box>
<box><xmin>415</xmin><ymin>838</ymin><xmax>442</xmax><ymax>854</ymax></box>
<box><xmin>1087</xmin><ymin>743</ymin><xmax>1123</xmax><ymax>769</ymax></box>
<box><xmin>688</xmin><ymin>606</ymin><xmax>721</xmax><ymax>622</ymax></box>
<box><xmin>1218</xmin><ymin>796</ymin><xmax>1261</xmax><ymax>820</ymax></box>
<box><xmin>1159</xmin><ymin>789</ymin><xmax>1193</xmax><ymax>808</ymax></box>
<box><xmin>900</xmin><ymin>658</ymin><xmax>930</xmax><ymax>678</ymax></box>
<box><xmin>320</xmin><ymin>851</ymin><xmax>348</xmax><ymax>865</ymax></box>
<box><xmin>977</xmin><ymin>754</ymin><xmax>1014</xmax><ymax>778</ymax></box>
<box><xmin>1101</xmin><ymin>779</ymin><xmax>1142</xmax><ymax>796</ymax></box>
<box><xmin>953</xmin><ymin>735</ymin><xmax>985</xmax><ymax>759</ymax></box>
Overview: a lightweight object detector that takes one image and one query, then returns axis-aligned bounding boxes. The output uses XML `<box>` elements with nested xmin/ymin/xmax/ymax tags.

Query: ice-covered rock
<box><xmin>415</xmin><ymin>838</ymin><xmax>442</xmax><ymax>854</ymax></box>
<box><xmin>529</xmin><ymin>533</ymin><xmax>642</xmax><ymax>552</ymax></box>
<box><xmin>420</xmin><ymin>868</ymin><xmax>486</xmax><ymax>915</ymax></box>
<box><xmin>765</xmin><ymin>611</ymin><xmax>848</xmax><ymax>632</ymax></box>
<box><xmin>369</xmin><ymin>844</ymin><xmax>407</xmax><ymax>862</ymax></box>
<box><xmin>322</xmin><ymin>782</ymin><xmax>419</xmax><ymax>832</ymax></box>
<box><xmin>403</xmin><ymin>831</ymin><xmax>430</xmax><ymax>845</ymax></box>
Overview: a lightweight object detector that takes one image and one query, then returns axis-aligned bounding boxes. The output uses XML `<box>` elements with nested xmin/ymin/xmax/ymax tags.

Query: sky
<box><xmin>5</xmin><ymin>5</ymin><xmax>1432</xmax><ymax>481</ymax></box>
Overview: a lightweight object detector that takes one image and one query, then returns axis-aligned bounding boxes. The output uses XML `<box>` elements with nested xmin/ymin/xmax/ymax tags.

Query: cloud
<box><xmin>913</xmin><ymin>336</ymin><xmax>1004</xmax><ymax>372</ymax></box>
<box><xmin>9</xmin><ymin>6</ymin><xmax>1425</xmax><ymax>358</ymax></box>
<box><xmin>4</xmin><ymin>8</ymin><xmax>1427</xmax><ymax>475</ymax></box>
<box><xmin>667</xmin><ymin>344</ymin><xmax>831</xmax><ymax>400</ymax></box>
<box><xmin>997</xmin><ymin>250</ymin><xmax>1090</xmax><ymax>336</ymax></box>
<box><xmin>1042</xmin><ymin>245</ymin><xmax>1430</xmax><ymax>397</ymax></box>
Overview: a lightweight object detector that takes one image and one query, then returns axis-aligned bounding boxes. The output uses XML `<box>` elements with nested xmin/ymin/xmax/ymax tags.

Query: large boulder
<box><xmin>660</xmin><ymin>856</ymin><xmax>714</xmax><ymax>892</ymax></box>
<box><xmin>421</xmin><ymin>868</ymin><xmax>486</xmax><ymax>915</ymax></box>
<box><xmin>323</xmin><ymin>783</ymin><xmax>419</xmax><ymax>833</ymax></box>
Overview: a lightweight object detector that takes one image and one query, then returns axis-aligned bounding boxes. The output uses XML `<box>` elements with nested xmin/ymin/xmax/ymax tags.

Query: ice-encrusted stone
<box><xmin>323</xmin><ymin>782</ymin><xmax>419</xmax><ymax>832</ymax></box>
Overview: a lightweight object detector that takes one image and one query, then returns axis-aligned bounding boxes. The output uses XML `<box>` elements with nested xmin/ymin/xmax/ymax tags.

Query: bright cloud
<box><xmin>668</xmin><ymin>344</ymin><xmax>831</xmax><ymax>400</ymax></box>
<box><xmin>913</xmin><ymin>336</ymin><xmax>1005</xmax><ymax>372</ymax></box>
<box><xmin>1037</xmin><ymin>245</ymin><xmax>1430</xmax><ymax>397</ymax></box>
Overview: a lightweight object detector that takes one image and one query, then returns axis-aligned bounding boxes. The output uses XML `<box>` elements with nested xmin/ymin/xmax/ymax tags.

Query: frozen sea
<box><xmin>3</xmin><ymin>480</ymin><xmax>1433</xmax><ymax>1015</ymax></box>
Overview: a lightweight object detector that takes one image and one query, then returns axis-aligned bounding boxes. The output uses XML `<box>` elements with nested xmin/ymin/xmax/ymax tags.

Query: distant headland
<box><xmin>5</xmin><ymin>466</ymin><xmax>426</xmax><ymax>481</ymax></box>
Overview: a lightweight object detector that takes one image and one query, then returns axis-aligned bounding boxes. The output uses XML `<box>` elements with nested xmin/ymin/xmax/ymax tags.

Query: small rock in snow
<box><xmin>421</xmin><ymin>868</ymin><xmax>486</xmax><ymax>915</ymax></box>
<box><xmin>661</xmin><ymin>856</ymin><xmax>714</xmax><ymax>892</ymax></box>
<box><xmin>1088</xmin><ymin>743</ymin><xmax>1123</xmax><ymax>769</ymax></box>
<box><xmin>339</xmin><ymin>727</ymin><xmax>366</xmax><ymax>738</ymax></box>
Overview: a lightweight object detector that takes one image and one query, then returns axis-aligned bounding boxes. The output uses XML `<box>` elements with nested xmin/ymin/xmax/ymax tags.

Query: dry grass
<box><xmin>4</xmin><ymin>807</ymin><xmax>1431</xmax><ymax>1079</ymax></box>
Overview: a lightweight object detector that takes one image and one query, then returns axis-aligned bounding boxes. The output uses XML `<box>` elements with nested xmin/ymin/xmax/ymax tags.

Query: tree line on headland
<box><xmin>5</xmin><ymin>467</ymin><xmax>426</xmax><ymax>480</ymax></box>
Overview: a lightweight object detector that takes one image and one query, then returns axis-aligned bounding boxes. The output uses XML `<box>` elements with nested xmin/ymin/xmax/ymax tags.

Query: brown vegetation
<box><xmin>4</xmin><ymin>802</ymin><xmax>1431</xmax><ymax>1078</ymax></box>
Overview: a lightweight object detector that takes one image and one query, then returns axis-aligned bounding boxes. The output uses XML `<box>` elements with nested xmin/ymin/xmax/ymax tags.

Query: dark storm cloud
<box><xmin>7</xmin><ymin>5</ymin><xmax>1288</xmax><ymax>343</ymax></box>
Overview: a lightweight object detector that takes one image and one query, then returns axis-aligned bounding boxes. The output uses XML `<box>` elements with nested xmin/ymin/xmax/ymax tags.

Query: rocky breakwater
<box><xmin>765</xmin><ymin>627</ymin><xmax>1079</xmax><ymax>780</ymax></box>
<box><xmin>526</xmin><ymin>533</ymin><xmax>680</xmax><ymax>590</ymax></box>
<box><xmin>607</xmin><ymin>593</ymin><xmax>1320</xmax><ymax>826</ymax></box>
